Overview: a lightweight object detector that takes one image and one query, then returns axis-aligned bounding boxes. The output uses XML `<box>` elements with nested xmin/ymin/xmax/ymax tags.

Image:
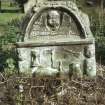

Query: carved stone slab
<box><xmin>17</xmin><ymin>0</ymin><xmax>96</xmax><ymax>77</ymax></box>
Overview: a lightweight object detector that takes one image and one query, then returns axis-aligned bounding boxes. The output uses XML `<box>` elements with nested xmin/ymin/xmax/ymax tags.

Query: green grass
<box><xmin>0</xmin><ymin>13</ymin><xmax>24</xmax><ymax>25</ymax></box>
<box><xmin>1</xmin><ymin>1</ymin><xmax>19</xmax><ymax>10</ymax></box>
<box><xmin>0</xmin><ymin>13</ymin><xmax>24</xmax><ymax>36</ymax></box>
<box><xmin>0</xmin><ymin>2</ymin><xmax>24</xmax><ymax>35</ymax></box>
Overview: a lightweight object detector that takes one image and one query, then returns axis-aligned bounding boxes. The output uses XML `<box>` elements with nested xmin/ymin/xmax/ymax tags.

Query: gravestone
<box><xmin>16</xmin><ymin>0</ymin><xmax>96</xmax><ymax>77</ymax></box>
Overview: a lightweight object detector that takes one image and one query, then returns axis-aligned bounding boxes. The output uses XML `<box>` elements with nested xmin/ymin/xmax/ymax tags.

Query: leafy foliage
<box><xmin>0</xmin><ymin>18</ymin><xmax>22</xmax><ymax>73</ymax></box>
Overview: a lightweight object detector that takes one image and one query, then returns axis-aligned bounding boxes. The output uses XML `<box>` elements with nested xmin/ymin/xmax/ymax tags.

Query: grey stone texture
<box><xmin>17</xmin><ymin>0</ymin><xmax>96</xmax><ymax>77</ymax></box>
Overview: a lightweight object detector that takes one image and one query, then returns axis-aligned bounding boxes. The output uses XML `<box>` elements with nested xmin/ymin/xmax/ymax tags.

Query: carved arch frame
<box><xmin>24</xmin><ymin>1</ymin><xmax>93</xmax><ymax>41</ymax></box>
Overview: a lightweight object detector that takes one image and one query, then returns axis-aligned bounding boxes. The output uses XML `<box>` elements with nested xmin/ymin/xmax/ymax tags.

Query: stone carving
<box><xmin>18</xmin><ymin>48</ymin><xmax>31</xmax><ymax>74</ymax></box>
<box><xmin>84</xmin><ymin>45</ymin><xmax>96</xmax><ymax>77</ymax></box>
<box><xmin>46</xmin><ymin>10</ymin><xmax>61</xmax><ymax>31</ymax></box>
<box><xmin>17</xmin><ymin>0</ymin><xmax>96</xmax><ymax>77</ymax></box>
<box><xmin>84</xmin><ymin>45</ymin><xmax>95</xmax><ymax>58</ymax></box>
<box><xmin>84</xmin><ymin>58</ymin><xmax>96</xmax><ymax>77</ymax></box>
<box><xmin>24</xmin><ymin>0</ymin><xmax>37</xmax><ymax>13</ymax></box>
<box><xmin>25</xmin><ymin>9</ymin><xmax>81</xmax><ymax>41</ymax></box>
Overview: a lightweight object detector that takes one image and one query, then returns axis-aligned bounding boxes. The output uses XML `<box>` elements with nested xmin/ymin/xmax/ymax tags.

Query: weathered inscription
<box><xmin>29</xmin><ymin>10</ymin><xmax>80</xmax><ymax>39</ymax></box>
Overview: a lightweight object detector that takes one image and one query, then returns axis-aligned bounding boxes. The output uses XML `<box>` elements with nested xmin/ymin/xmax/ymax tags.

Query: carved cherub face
<box><xmin>47</xmin><ymin>10</ymin><xmax>61</xmax><ymax>31</ymax></box>
<box><xmin>84</xmin><ymin>45</ymin><xmax>95</xmax><ymax>58</ymax></box>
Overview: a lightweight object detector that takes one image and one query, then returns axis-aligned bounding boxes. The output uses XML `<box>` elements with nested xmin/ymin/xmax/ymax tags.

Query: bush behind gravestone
<box><xmin>0</xmin><ymin>18</ymin><xmax>22</xmax><ymax>73</ymax></box>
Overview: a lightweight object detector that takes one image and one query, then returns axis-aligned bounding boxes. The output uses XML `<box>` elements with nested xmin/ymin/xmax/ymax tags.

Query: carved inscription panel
<box><xmin>30</xmin><ymin>45</ymin><xmax>84</xmax><ymax>76</ymax></box>
<box><xmin>29</xmin><ymin>9</ymin><xmax>81</xmax><ymax>40</ymax></box>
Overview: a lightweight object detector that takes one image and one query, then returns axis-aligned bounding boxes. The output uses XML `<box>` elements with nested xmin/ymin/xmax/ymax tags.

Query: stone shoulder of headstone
<box><xmin>24</xmin><ymin>0</ymin><xmax>37</xmax><ymax>13</ymax></box>
<box><xmin>34</xmin><ymin>1</ymin><xmax>78</xmax><ymax>10</ymax></box>
<box><xmin>67</xmin><ymin>1</ymin><xmax>78</xmax><ymax>11</ymax></box>
<box><xmin>24</xmin><ymin>0</ymin><xmax>79</xmax><ymax>13</ymax></box>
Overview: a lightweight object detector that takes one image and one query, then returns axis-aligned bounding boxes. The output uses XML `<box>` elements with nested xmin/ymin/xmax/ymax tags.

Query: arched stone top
<box><xmin>23</xmin><ymin>1</ymin><xmax>94</xmax><ymax>44</ymax></box>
